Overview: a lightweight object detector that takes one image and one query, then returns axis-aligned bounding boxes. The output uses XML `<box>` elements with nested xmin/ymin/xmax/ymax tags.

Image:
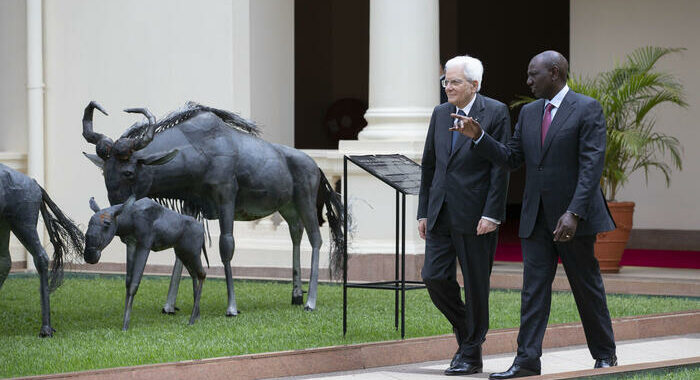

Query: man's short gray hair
<box><xmin>445</xmin><ymin>55</ymin><xmax>483</xmax><ymax>91</ymax></box>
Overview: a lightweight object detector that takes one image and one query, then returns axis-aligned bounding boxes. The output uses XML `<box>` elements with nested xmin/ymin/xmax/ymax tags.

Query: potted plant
<box><xmin>567</xmin><ymin>46</ymin><xmax>687</xmax><ymax>272</ymax></box>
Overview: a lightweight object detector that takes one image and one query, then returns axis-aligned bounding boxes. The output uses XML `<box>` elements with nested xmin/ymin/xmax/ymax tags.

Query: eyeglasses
<box><xmin>441</xmin><ymin>79</ymin><xmax>465</xmax><ymax>88</ymax></box>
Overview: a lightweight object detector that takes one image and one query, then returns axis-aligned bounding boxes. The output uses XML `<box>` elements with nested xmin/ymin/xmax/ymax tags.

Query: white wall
<box><xmin>42</xmin><ymin>0</ymin><xmax>237</xmax><ymax>264</ymax></box>
<box><xmin>250</xmin><ymin>0</ymin><xmax>294</xmax><ymax>146</ymax></box>
<box><xmin>0</xmin><ymin>0</ymin><xmax>28</xmax><ymax>153</ymax></box>
<box><xmin>571</xmin><ymin>0</ymin><xmax>700</xmax><ymax>230</ymax></box>
<box><xmin>26</xmin><ymin>0</ymin><xmax>297</xmax><ymax>269</ymax></box>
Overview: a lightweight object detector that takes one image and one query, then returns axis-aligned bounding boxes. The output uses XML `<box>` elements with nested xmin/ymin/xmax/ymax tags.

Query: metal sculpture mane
<box><xmin>0</xmin><ymin>164</ymin><xmax>85</xmax><ymax>337</ymax></box>
<box><xmin>82</xmin><ymin>101</ymin><xmax>344</xmax><ymax>314</ymax></box>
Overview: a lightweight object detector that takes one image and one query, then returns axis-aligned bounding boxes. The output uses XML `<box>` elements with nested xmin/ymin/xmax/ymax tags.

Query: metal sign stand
<box><xmin>342</xmin><ymin>154</ymin><xmax>425</xmax><ymax>339</ymax></box>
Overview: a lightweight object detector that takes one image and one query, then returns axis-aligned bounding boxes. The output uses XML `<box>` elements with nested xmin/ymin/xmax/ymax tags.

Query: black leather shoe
<box><xmin>449</xmin><ymin>351</ymin><xmax>460</xmax><ymax>368</ymax></box>
<box><xmin>444</xmin><ymin>356</ymin><xmax>482</xmax><ymax>376</ymax></box>
<box><xmin>594</xmin><ymin>355</ymin><xmax>618</xmax><ymax>368</ymax></box>
<box><xmin>489</xmin><ymin>364</ymin><xmax>540</xmax><ymax>379</ymax></box>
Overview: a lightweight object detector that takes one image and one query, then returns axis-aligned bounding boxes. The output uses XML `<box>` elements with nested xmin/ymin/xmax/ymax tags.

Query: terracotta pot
<box><xmin>594</xmin><ymin>201</ymin><xmax>635</xmax><ymax>273</ymax></box>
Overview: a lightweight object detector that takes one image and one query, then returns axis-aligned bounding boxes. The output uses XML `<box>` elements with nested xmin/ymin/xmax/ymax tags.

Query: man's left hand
<box><xmin>476</xmin><ymin>218</ymin><xmax>498</xmax><ymax>235</ymax></box>
<box><xmin>553</xmin><ymin>212</ymin><xmax>579</xmax><ymax>242</ymax></box>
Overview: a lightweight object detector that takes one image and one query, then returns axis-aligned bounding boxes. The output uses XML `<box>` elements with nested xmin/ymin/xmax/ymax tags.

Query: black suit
<box><xmin>474</xmin><ymin>89</ymin><xmax>616</xmax><ymax>371</ymax></box>
<box><xmin>418</xmin><ymin>94</ymin><xmax>510</xmax><ymax>364</ymax></box>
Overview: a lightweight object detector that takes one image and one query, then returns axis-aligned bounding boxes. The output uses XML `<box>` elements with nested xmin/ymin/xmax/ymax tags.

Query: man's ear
<box><xmin>550</xmin><ymin>66</ymin><xmax>560</xmax><ymax>80</ymax></box>
<box><xmin>83</xmin><ymin>152</ymin><xmax>105</xmax><ymax>169</ymax></box>
<box><xmin>138</xmin><ymin>149</ymin><xmax>178</xmax><ymax>166</ymax></box>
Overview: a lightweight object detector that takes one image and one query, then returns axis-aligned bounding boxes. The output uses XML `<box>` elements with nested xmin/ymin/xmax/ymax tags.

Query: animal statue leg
<box><xmin>279</xmin><ymin>206</ymin><xmax>305</xmax><ymax>305</ymax></box>
<box><xmin>296</xmin><ymin>202</ymin><xmax>323</xmax><ymax>312</ymax></box>
<box><xmin>0</xmin><ymin>222</ymin><xmax>11</xmax><ymax>290</ymax></box>
<box><xmin>302</xmin><ymin>225</ymin><xmax>322</xmax><ymax>311</ymax></box>
<box><xmin>123</xmin><ymin>247</ymin><xmax>150</xmax><ymax>331</ymax></box>
<box><xmin>0</xmin><ymin>223</ymin><xmax>18</xmax><ymax>342</ymax></box>
<box><xmin>12</xmin><ymin>221</ymin><xmax>55</xmax><ymax>337</ymax></box>
<box><xmin>175</xmin><ymin>246</ymin><xmax>206</xmax><ymax>325</ymax></box>
<box><xmin>162</xmin><ymin>258</ymin><xmax>183</xmax><ymax>314</ymax></box>
<box><xmin>219</xmin><ymin>203</ymin><xmax>238</xmax><ymax>316</ymax></box>
<box><xmin>188</xmin><ymin>273</ymin><xmax>205</xmax><ymax>325</ymax></box>
<box><xmin>124</xmin><ymin>241</ymin><xmax>136</xmax><ymax>291</ymax></box>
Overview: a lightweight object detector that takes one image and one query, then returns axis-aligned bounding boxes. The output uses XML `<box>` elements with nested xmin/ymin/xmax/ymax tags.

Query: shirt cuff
<box><xmin>473</xmin><ymin>130</ymin><xmax>485</xmax><ymax>144</ymax></box>
<box><xmin>481</xmin><ymin>216</ymin><xmax>500</xmax><ymax>225</ymax></box>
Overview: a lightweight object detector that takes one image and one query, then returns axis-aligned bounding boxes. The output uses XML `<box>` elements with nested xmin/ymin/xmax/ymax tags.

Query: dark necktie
<box><xmin>541</xmin><ymin>103</ymin><xmax>554</xmax><ymax>145</ymax></box>
<box><xmin>452</xmin><ymin>109</ymin><xmax>466</xmax><ymax>153</ymax></box>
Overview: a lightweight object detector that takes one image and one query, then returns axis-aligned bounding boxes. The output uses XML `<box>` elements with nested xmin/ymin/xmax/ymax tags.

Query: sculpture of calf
<box><xmin>84</xmin><ymin>196</ymin><xmax>208</xmax><ymax>330</ymax></box>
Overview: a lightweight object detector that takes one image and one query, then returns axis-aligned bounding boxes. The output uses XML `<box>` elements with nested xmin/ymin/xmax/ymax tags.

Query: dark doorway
<box><xmin>440</xmin><ymin>0</ymin><xmax>570</xmax><ymax>229</ymax></box>
<box><xmin>294</xmin><ymin>0</ymin><xmax>370</xmax><ymax>149</ymax></box>
<box><xmin>294</xmin><ymin>0</ymin><xmax>570</xmax><ymax>230</ymax></box>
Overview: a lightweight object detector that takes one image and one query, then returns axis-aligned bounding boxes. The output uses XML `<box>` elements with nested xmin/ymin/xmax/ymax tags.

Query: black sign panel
<box><xmin>347</xmin><ymin>154</ymin><xmax>422</xmax><ymax>195</ymax></box>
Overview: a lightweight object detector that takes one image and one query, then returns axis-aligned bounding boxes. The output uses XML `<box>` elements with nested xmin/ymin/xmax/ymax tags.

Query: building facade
<box><xmin>1</xmin><ymin>0</ymin><xmax>698</xmax><ymax>278</ymax></box>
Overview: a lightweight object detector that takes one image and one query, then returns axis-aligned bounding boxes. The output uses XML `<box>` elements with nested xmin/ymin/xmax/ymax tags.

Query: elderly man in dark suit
<box><xmin>452</xmin><ymin>50</ymin><xmax>617</xmax><ymax>379</ymax></box>
<box><xmin>418</xmin><ymin>55</ymin><xmax>511</xmax><ymax>376</ymax></box>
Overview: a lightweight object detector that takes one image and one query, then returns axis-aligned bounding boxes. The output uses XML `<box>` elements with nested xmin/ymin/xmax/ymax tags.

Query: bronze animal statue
<box><xmin>0</xmin><ymin>164</ymin><xmax>84</xmax><ymax>337</ymax></box>
<box><xmin>85</xmin><ymin>196</ymin><xmax>208</xmax><ymax>330</ymax></box>
<box><xmin>82</xmin><ymin>101</ymin><xmax>344</xmax><ymax>315</ymax></box>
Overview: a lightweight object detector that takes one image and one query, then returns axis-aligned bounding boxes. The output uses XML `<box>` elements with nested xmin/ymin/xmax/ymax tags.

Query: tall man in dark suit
<box><xmin>418</xmin><ymin>55</ymin><xmax>511</xmax><ymax>376</ymax></box>
<box><xmin>452</xmin><ymin>51</ymin><xmax>617</xmax><ymax>379</ymax></box>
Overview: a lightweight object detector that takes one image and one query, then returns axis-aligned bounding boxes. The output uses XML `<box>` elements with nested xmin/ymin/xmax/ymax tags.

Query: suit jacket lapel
<box><xmin>450</xmin><ymin>94</ymin><xmax>484</xmax><ymax>159</ymax></box>
<box><xmin>442</xmin><ymin>106</ymin><xmax>454</xmax><ymax>161</ymax></box>
<box><xmin>540</xmin><ymin>91</ymin><xmax>576</xmax><ymax>161</ymax></box>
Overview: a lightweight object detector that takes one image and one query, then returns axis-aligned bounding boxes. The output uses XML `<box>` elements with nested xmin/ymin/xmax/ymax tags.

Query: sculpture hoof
<box><xmin>39</xmin><ymin>326</ymin><xmax>56</xmax><ymax>338</ymax></box>
<box><xmin>291</xmin><ymin>295</ymin><xmax>304</xmax><ymax>305</ymax></box>
<box><xmin>162</xmin><ymin>306</ymin><xmax>179</xmax><ymax>315</ymax></box>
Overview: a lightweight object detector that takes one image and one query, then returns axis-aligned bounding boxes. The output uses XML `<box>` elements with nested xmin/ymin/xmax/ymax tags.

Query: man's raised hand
<box><xmin>450</xmin><ymin>113</ymin><xmax>482</xmax><ymax>140</ymax></box>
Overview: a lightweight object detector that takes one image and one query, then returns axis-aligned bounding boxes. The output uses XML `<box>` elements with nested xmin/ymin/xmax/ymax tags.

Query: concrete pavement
<box><xmin>279</xmin><ymin>334</ymin><xmax>700</xmax><ymax>379</ymax></box>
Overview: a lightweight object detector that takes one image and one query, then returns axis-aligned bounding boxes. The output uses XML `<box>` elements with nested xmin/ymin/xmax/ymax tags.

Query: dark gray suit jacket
<box><xmin>474</xmin><ymin>90</ymin><xmax>615</xmax><ymax>238</ymax></box>
<box><xmin>418</xmin><ymin>94</ymin><xmax>511</xmax><ymax>234</ymax></box>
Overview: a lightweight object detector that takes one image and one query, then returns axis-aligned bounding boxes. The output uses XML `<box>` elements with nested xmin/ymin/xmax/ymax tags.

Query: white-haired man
<box><xmin>418</xmin><ymin>55</ymin><xmax>511</xmax><ymax>375</ymax></box>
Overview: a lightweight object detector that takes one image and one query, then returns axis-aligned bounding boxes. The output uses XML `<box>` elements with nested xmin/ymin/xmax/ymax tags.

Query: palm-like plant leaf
<box><xmin>565</xmin><ymin>46</ymin><xmax>687</xmax><ymax>200</ymax></box>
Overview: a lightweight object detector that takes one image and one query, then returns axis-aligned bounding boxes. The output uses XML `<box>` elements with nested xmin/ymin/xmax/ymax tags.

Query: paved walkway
<box><xmin>279</xmin><ymin>334</ymin><xmax>700</xmax><ymax>379</ymax></box>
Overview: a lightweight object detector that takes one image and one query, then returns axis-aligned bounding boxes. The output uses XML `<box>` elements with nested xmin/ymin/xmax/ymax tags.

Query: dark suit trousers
<box><xmin>514</xmin><ymin>203</ymin><xmax>616</xmax><ymax>371</ymax></box>
<box><xmin>421</xmin><ymin>204</ymin><xmax>497</xmax><ymax>364</ymax></box>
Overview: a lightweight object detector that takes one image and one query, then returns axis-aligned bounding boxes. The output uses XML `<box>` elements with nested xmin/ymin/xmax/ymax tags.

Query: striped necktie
<box><xmin>541</xmin><ymin>103</ymin><xmax>554</xmax><ymax>145</ymax></box>
<box><xmin>452</xmin><ymin>109</ymin><xmax>466</xmax><ymax>153</ymax></box>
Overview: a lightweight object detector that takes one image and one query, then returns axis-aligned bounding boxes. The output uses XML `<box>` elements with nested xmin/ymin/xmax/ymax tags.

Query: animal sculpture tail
<box><xmin>317</xmin><ymin>170</ymin><xmax>346</xmax><ymax>280</ymax></box>
<box><xmin>38</xmin><ymin>186</ymin><xmax>85</xmax><ymax>291</ymax></box>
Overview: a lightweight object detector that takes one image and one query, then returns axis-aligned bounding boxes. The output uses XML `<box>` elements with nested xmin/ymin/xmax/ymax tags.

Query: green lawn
<box><xmin>1</xmin><ymin>273</ymin><xmax>698</xmax><ymax>378</ymax></box>
<box><xmin>585</xmin><ymin>364</ymin><xmax>700</xmax><ymax>380</ymax></box>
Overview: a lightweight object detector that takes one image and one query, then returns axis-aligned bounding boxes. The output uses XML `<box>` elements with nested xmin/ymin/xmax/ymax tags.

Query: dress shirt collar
<box><xmin>545</xmin><ymin>84</ymin><xmax>569</xmax><ymax>109</ymax></box>
<box><xmin>456</xmin><ymin>94</ymin><xmax>477</xmax><ymax>115</ymax></box>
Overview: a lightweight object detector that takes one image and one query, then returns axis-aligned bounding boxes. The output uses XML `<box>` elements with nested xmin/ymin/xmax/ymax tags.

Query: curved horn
<box><xmin>82</xmin><ymin>101</ymin><xmax>109</xmax><ymax>145</ymax></box>
<box><xmin>124</xmin><ymin>107</ymin><xmax>156</xmax><ymax>125</ymax></box>
<box><xmin>124</xmin><ymin>107</ymin><xmax>157</xmax><ymax>151</ymax></box>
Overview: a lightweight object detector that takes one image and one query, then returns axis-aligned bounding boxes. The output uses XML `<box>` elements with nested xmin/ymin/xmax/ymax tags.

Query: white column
<box><xmin>26</xmin><ymin>0</ymin><xmax>44</xmax><ymax>185</ymax></box>
<box><xmin>26</xmin><ymin>0</ymin><xmax>44</xmax><ymax>271</ymax></box>
<box><xmin>357</xmin><ymin>0</ymin><xmax>440</xmax><ymax>142</ymax></box>
<box><xmin>337</xmin><ymin>0</ymin><xmax>440</xmax><ymax>266</ymax></box>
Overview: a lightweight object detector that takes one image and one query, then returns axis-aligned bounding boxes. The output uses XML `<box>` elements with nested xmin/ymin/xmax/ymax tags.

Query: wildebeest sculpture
<box><xmin>85</xmin><ymin>196</ymin><xmax>208</xmax><ymax>330</ymax></box>
<box><xmin>0</xmin><ymin>164</ymin><xmax>85</xmax><ymax>337</ymax></box>
<box><xmin>82</xmin><ymin>101</ymin><xmax>344</xmax><ymax>315</ymax></box>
